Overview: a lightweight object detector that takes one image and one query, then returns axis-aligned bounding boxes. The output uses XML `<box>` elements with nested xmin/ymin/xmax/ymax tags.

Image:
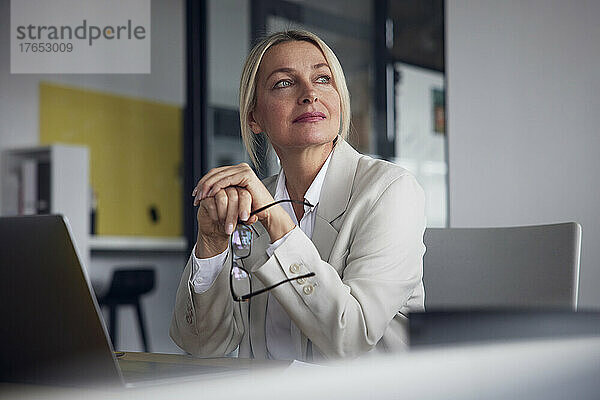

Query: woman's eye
<box><xmin>274</xmin><ymin>80</ymin><xmax>292</xmax><ymax>88</ymax></box>
<box><xmin>316</xmin><ymin>75</ymin><xmax>331</xmax><ymax>83</ymax></box>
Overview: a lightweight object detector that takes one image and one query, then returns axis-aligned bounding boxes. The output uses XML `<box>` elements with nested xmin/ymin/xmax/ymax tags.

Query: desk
<box><xmin>117</xmin><ymin>351</ymin><xmax>290</xmax><ymax>383</ymax></box>
<box><xmin>119</xmin><ymin>351</ymin><xmax>290</xmax><ymax>369</ymax></box>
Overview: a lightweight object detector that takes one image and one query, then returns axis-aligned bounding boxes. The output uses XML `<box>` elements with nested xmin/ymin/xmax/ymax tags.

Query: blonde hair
<box><xmin>239</xmin><ymin>30</ymin><xmax>351</xmax><ymax>167</ymax></box>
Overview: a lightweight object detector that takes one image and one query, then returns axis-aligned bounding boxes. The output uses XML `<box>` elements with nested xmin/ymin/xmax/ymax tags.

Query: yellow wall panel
<box><xmin>39</xmin><ymin>82</ymin><xmax>182</xmax><ymax>237</ymax></box>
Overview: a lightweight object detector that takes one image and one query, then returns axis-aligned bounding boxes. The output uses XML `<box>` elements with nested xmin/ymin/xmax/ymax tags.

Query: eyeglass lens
<box><xmin>231</xmin><ymin>225</ymin><xmax>252</xmax><ymax>258</ymax></box>
<box><xmin>231</xmin><ymin>261</ymin><xmax>251</xmax><ymax>299</ymax></box>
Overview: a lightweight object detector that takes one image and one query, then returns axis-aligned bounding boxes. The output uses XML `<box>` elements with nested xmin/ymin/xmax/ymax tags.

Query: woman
<box><xmin>170</xmin><ymin>30</ymin><xmax>425</xmax><ymax>361</ymax></box>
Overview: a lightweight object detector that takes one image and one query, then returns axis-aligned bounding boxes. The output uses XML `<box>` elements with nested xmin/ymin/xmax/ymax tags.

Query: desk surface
<box><xmin>117</xmin><ymin>351</ymin><xmax>290</xmax><ymax>384</ymax></box>
<box><xmin>119</xmin><ymin>351</ymin><xmax>291</xmax><ymax>369</ymax></box>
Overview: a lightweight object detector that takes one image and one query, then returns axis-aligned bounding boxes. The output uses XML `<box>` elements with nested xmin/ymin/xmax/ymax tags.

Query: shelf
<box><xmin>2</xmin><ymin>145</ymin><xmax>90</xmax><ymax>267</ymax></box>
<box><xmin>89</xmin><ymin>235</ymin><xmax>187</xmax><ymax>252</ymax></box>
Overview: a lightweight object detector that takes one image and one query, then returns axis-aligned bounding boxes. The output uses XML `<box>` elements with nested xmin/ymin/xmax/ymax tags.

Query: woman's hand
<box><xmin>195</xmin><ymin>186</ymin><xmax>258</xmax><ymax>258</ymax></box>
<box><xmin>193</xmin><ymin>163</ymin><xmax>273</xmax><ymax>209</ymax></box>
<box><xmin>192</xmin><ymin>163</ymin><xmax>295</xmax><ymax>251</ymax></box>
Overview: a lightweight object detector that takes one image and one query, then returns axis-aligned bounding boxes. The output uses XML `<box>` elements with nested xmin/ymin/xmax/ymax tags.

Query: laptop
<box><xmin>0</xmin><ymin>214</ymin><xmax>246</xmax><ymax>388</ymax></box>
<box><xmin>409</xmin><ymin>310</ymin><xmax>600</xmax><ymax>348</ymax></box>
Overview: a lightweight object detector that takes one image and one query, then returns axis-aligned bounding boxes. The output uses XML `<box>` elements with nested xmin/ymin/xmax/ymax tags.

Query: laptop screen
<box><xmin>0</xmin><ymin>215</ymin><xmax>123</xmax><ymax>386</ymax></box>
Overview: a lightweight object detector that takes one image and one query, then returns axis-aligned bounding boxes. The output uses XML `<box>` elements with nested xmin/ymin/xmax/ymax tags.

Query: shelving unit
<box><xmin>1</xmin><ymin>144</ymin><xmax>90</xmax><ymax>267</ymax></box>
<box><xmin>1</xmin><ymin>144</ymin><xmax>189</xmax><ymax>260</ymax></box>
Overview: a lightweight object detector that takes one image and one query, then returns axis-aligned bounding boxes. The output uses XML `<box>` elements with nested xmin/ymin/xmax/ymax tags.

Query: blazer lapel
<box><xmin>312</xmin><ymin>138</ymin><xmax>362</xmax><ymax>261</ymax></box>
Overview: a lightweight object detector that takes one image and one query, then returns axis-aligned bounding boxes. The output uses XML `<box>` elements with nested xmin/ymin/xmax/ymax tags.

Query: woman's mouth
<box><xmin>293</xmin><ymin>112</ymin><xmax>326</xmax><ymax>123</ymax></box>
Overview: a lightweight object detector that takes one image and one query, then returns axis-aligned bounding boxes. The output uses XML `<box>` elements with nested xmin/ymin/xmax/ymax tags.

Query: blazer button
<box><xmin>289</xmin><ymin>263</ymin><xmax>301</xmax><ymax>274</ymax></box>
<box><xmin>303</xmin><ymin>284</ymin><xmax>314</xmax><ymax>295</ymax></box>
<box><xmin>296</xmin><ymin>277</ymin><xmax>307</xmax><ymax>285</ymax></box>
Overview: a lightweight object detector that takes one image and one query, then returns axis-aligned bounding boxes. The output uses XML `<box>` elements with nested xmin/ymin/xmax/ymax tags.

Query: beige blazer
<box><xmin>170</xmin><ymin>138</ymin><xmax>426</xmax><ymax>361</ymax></box>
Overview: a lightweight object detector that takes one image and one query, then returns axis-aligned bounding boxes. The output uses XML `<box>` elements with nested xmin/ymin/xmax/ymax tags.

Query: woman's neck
<box><xmin>277</xmin><ymin>141</ymin><xmax>334</xmax><ymax>201</ymax></box>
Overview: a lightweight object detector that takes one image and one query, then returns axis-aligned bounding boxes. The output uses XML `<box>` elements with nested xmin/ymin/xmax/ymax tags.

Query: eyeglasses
<box><xmin>230</xmin><ymin>199</ymin><xmax>316</xmax><ymax>302</ymax></box>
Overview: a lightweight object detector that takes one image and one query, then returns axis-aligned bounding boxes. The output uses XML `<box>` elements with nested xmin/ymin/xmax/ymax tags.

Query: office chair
<box><xmin>423</xmin><ymin>222</ymin><xmax>581</xmax><ymax>309</ymax></box>
<box><xmin>97</xmin><ymin>267</ymin><xmax>155</xmax><ymax>352</ymax></box>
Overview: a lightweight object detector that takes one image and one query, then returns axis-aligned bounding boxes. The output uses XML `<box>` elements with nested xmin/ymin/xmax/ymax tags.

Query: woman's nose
<box><xmin>298</xmin><ymin>83</ymin><xmax>318</xmax><ymax>104</ymax></box>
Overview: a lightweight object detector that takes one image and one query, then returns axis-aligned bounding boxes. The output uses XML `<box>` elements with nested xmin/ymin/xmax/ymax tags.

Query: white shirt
<box><xmin>189</xmin><ymin>151</ymin><xmax>333</xmax><ymax>360</ymax></box>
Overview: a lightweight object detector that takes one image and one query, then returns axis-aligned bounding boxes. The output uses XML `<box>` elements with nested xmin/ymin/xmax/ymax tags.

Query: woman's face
<box><xmin>249</xmin><ymin>40</ymin><xmax>341</xmax><ymax>152</ymax></box>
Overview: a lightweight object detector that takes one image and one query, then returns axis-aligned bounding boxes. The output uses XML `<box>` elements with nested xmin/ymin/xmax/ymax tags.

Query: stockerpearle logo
<box><xmin>11</xmin><ymin>0</ymin><xmax>150</xmax><ymax>74</ymax></box>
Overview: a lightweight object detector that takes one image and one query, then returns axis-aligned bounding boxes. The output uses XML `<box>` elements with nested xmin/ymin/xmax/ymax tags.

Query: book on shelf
<box><xmin>37</xmin><ymin>161</ymin><xmax>51</xmax><ymax>214</ymax></box>
<box><xmin>16</xmin><ymin>159</ymin><xmax>51</xmax><ymax>215</ymax></box>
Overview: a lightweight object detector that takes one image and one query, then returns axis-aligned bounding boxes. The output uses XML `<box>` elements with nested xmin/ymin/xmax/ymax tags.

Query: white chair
<box><xmin>423</xmin><ymin>223</ymin><xmax>582</xmax><ymax>309</ymax></box>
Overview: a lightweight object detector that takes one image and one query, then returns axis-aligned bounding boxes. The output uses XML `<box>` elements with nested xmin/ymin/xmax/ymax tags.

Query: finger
<box><xmin>201</xmin><ymin>171</ymin><xmax>239</xmax><ymax>200</ymax></box>
<box><xmin>201</xmin><ymin>197</ymin><xmax>219</xmax><ymax>223</ymax></box>
<box><xmin>224</xmin><ymin>187</ymin><xmax>239</xmax><ymax>235</ymax></box>
<box><xmin>214</xmin><ymin>189</ymin><xmax>229</xmax><ymax>225</ymax></box>
<box><xmin>238</xmin><ymin>189</ymin><xmax>252</xmax><ymax>222</ymax></box>
<box><xmin>193</xmin><ymin>165</ymin><xmax>230</xmax><ymax>199</ymax></box>
<box><xmin>197</xmin><ymin>168</ymin><xmax>237</xmax><ymax>201</ymax></box>
<box><xmin>201</xmin><ymin>163</ymin><xmax>253</xmax><ymax>199</ymax></box>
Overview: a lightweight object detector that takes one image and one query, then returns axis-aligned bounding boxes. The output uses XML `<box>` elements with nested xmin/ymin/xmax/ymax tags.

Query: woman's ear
<box><xmin>248</xmin><ymin>111</ymin><xmax>263</xmax><ymax>134</ymax></box>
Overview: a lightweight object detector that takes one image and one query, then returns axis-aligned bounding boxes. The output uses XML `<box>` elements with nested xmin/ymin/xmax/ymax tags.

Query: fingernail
<box><xmin>192</xmin><ymin>188</ymin><xmax>197</xmax><ymax>196</ymax></box>
<box><xmin>240</xmin><ymin>211</ymin><xmax>249</xmax><ymax>221</ymax></box>
<box><xmin>225</xmin><ymin>223</ymin><xmax>234</xmax><ymax>235</ymax></box>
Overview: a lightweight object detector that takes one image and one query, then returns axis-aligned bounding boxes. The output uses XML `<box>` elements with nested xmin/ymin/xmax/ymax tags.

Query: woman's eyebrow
<box><xmin>266</xmin><ymin>67</ymin><xmax>295</xmax><ymax>80</ymax></box>
<box><xmin>265</xmin><ymin>63</ymin><xmax>331</xmax><ymax>81</ymax></box>
<box><xmin>313</xmin><ymin>62</ymin><xmax>330</xmax><ymax>70</ymax></box>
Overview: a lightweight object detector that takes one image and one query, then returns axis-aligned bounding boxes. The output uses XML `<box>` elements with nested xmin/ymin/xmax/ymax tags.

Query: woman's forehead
<box><xmin>259</xmin><ymin>41</ymin><xmax>328</xmax><ymax>75</ymax></box>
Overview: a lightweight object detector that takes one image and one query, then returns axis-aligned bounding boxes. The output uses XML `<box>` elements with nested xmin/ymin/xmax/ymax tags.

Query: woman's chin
<box><xmin>284</xmin><ymin>136</ymin><xmax>336</xmax><ymax>149</ymax></box>
<box><xmin>293</xmin><ymin>128</ymin><xmax>337</xmax><ymax>144</ymax></box>
<box><xmin>268</xmin><ymin>126</ymin><xmax>338</xmax><ymax>151</ymax></box>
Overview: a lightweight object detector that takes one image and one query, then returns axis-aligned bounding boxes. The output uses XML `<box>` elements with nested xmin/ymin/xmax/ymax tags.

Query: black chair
<box><xmin>97</xmin><ymin>268</ymin><xmax>155</xmax><ymax>352</ymax></box>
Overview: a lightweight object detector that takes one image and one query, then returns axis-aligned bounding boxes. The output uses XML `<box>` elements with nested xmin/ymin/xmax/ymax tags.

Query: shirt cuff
<box><xmin>266</xmin><ymin>225</ymin><xmax>299</xmax><ymax>258</ymax></box>
<box><xmin>190</xmin><ymin>244</ymin><xmax>229</xmax><ymax>294</ymax></box>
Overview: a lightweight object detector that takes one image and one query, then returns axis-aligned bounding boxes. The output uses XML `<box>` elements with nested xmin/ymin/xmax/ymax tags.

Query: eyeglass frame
<box><xmin>230</xmin><ymin>199</ymin><xmax>316</xmax><ymax>302</ymax></box>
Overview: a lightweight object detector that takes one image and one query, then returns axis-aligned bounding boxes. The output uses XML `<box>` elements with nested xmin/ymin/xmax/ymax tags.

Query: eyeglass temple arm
<box><xmin>239</xmin><ymin>272</ymin><xmax>315</xmax><ymax>301</ymax></box>
<box><xmin>249</xmin><ymin>199</ymin><xmax>314</xmax><ymax>217</ymax></box>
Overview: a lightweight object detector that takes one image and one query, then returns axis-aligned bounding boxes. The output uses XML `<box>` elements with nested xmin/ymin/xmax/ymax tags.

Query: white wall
<box><xmin>0</xmin><ymin>0</ymin><xmax>187</xmax><ymax>352</ymax></box>
<box><xmin>447</xmin><ymin>0</ymin><xmax>600</xmax><ymax>308</ymax></box>
<box><xmin>394</xmin><ymin>63</ymin><xmax>447</xmax><ymax>228</ymax></box>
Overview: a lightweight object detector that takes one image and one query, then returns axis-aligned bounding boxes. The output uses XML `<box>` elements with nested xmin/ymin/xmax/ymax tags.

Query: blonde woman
<box><xmin>170</xmin><ymin>30</ymin><xmax>425</xmax><ymax>361</ymax></box>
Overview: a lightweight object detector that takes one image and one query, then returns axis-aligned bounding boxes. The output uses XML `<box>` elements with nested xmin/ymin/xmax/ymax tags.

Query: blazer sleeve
<box><xmin>169</xmin><ymin>251</ymin><xmax>244</xmax><ymax>357</ymax></box>
<box><xmin>250</xmin><ymin>173</ymin><xmax>426</xmax><ymax>359</ymax></box>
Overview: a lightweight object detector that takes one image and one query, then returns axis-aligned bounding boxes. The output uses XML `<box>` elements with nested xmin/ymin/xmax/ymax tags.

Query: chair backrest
<box><xmin>104</xmin><ymin>268</ymin><xmax>155</xmax><ymax>300</ymax></box>
<box><xmin>423</xmin><ymin>223</ymin><xmax>581</xmax><ymax>309</ymax></box>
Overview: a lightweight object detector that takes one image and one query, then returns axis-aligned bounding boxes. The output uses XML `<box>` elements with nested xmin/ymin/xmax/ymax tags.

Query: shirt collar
<box><xmin>273</xmin><ymin>149</ymin><xmax>334</xmax><ymax>210</ymax></box>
